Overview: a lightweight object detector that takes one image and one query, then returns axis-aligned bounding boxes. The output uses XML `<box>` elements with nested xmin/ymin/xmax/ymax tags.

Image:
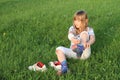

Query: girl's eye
<box><xmin>77</xmin><ymin>19</ymin><xmax>85</xmax><ymax>22</ymax></box>
<box><xmin>81</xmin><ymin>19</ymin><xmax>85</xmax><ymax>21</ymax></box>
<box><xmin>79</xmin><ymin>20</ymin><xmax>85</xmax><ymax>23</ymax></box>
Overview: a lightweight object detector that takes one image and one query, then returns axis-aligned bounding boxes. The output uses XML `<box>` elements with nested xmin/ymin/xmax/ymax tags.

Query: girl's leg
<box><xmin>56</xmin><ymin>49</ymin><xmax>66</xmax><ymax>62</ymax></box>
<box><xmin>80</xmin><ymin>31</ymin><xmax>91</xmax><ymax>60</ymax></box>
<box><xmin>80</xmin><ymin>31</ymin><xmax>89</xmax><ymax>47</ymax></box>
<box><xmin>56</xmin><ymin>46</ymin><xmax>78</xmax><ymax>60</ymax></box>
<box><xmin>55</xmin><ymin>46</ymin><xmax>77</xmax><ymax>75</ymax></box>
<box><xmin>56</xmin><ymin>47</ymin><xmax>68</xmax><ymax>74</ymax></box>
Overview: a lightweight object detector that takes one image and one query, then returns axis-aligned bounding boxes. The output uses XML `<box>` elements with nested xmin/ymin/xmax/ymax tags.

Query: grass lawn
<box><xmin>0</xmin><ymin>0</ymin><xmax>120</xmax><ymax>80</ymax></box>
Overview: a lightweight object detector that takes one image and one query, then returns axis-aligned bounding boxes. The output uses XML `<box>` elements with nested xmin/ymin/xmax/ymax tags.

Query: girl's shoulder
<box><xmin>69</xmin><ymin>26</ymin><xmax>76</xmax><ymax>31</ymax></box>
<box><xmin>87</xmin><ymin>27</ymin><xmax>94</xmax><ymax>31</ymax></box>
<box><xmin>68</xmin><ymin>26</ymin><xmax>76</xmax><ymax>34</ymax></box>
<box><xmin>87</xmin><ymin>27</ymin><xmax>95</xmax><ymax>35</ymax></box>
<box><xmin>69</xmin><ymin>26</ymin><xmax>75</xmax><ymax>29</ymax></box>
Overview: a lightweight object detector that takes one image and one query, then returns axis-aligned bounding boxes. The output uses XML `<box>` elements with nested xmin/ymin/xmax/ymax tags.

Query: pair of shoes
<box><xmin>28</xmin><ymin>61</ymin><xmax>61</xmax><ymax>72</ymax></box>
<box><xmin>49</xmin><ymin>61</ymin><xmax>61</xmax><ymax>71</ymax></box>
<box><xmin>28</xmin><ymin>62</ymin><xmax>47</xmax><ymax>72</ymax></box>
<box><xmin>28</xmin><ymin>61</ymin><xmax>69</xmax><ymax>76</ymax></box>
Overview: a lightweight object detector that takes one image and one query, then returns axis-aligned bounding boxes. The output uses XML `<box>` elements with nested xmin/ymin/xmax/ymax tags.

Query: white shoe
<box><xmin>28</xmin><ymin>62</ymin><xmax>47</xmax><ymax>72</ymax></box>
<box><xmin>49</xmin><ymin>61</ymin><xmax>61</xmax><ymax>71</ymax></box>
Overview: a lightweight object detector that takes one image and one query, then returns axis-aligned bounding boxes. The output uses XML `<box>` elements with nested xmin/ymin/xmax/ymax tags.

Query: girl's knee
<box><xmin>80</xmin><ymin>31</ymin><xmax>89</xmax><ymax>42</ymax></box>
<box><xmin>80</xmin><ymin>31</ymin><xmax>89</xmax><ymax>38</ymax></box>
<box><xmin>56</xmin><ymin>49</ymin><xmax>62</xmax><ymax>54</ymax></box>
<box><xmin>56</xmin><ymin>46</ymin><xmax>64</xmax><ymax>54</ymax></box>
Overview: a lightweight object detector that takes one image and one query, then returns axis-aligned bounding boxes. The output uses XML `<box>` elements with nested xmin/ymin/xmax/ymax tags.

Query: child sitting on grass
<box><xmin>55</xmin><ymin>10</ymin><xmax>95</xmax><ymax>75</ymax></box>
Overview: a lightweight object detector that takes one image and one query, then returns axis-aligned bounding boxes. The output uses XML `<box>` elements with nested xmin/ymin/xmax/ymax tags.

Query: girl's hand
<box><xmin>71</xmin><ymin>45</ymin><xmax>77</xmax><ymax>50</ymax></box>
<box><xmin>71</xmin><ymin>38</ymin><xmax>80</xmax><ymax>44</ymax></box>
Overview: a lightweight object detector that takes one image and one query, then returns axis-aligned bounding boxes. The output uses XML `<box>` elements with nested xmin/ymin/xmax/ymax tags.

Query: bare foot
<box><xmin>57</xmin><ymin>70</ymin><xmax>62</xmax><ymax>76</ymax></box>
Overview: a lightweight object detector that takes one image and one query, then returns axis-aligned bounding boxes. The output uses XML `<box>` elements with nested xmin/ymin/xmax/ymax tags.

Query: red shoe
<box><xmin>37</xmin><ymin>62</ymin><xmax>44</xmax><ymax>68</ymax></box>
<box><xmin>49</xmin><ymin>61</ymin><xmax>61</xmax><ymax>71</ymax></box>
<box><xmin>28</xmin><ymin>62</ymin><xmax>47</xmax><ymax>72</ymax></box>
<box><xmin>54</xmin><ymin>61</ymin><xmax>61</xmax><ymax>66</ymax></box>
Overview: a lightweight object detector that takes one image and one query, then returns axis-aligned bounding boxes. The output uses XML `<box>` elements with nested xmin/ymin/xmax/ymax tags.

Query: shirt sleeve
<box><xmin>88</xmin><ymin>27</ymin><xmax>95</xmax><ymax>36</ymax></box>
<box><xmin>68</xmin><ymin>26</ymin><xmax>76</xmax><ymax>40</ymax></box>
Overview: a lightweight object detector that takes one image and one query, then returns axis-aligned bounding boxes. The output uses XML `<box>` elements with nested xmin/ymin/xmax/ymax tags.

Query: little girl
<box><xmin>56</xmin><ymin>10</ymin><xmax>95</xmax><ymax>75</ymax></box>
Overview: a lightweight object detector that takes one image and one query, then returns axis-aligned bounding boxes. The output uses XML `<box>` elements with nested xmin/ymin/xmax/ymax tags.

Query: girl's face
<box><xmin>74</xmin><ymin>15</ymin><xmax>88</xmax><ymax>29</ymax></box>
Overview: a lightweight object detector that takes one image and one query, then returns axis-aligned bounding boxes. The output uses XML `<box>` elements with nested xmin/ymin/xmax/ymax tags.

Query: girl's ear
<box><xmin>86</xmin><ymin>19</ymin><xmax>88</xmax><ymax>23</ymax></box>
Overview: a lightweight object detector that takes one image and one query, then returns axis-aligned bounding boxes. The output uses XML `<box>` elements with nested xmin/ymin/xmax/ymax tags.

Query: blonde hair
<box><xmin>73</xmin><ymin>10</ymin><xmax>88</xmax><ymax>34</ymax></box>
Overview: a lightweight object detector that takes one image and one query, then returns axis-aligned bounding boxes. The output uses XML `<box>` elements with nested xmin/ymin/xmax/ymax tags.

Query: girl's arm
<box><xmin>84</xmin><ymin>27</ymin><xmax>95</xmax><ymax>48</ymax></box>
<box><xmin>85</xmin><ymin>35</ymin><xmax>95</xmax><ymax>48</ymax></box>
<box><xmin>68</xmin><ymin>32</ymin><xmax>80</xmax><ymax>44</ymax></box>
<box><xmin>88</xmin><ymin>35</ymin><xmax>95</xmax><ymax>45</ymax></box>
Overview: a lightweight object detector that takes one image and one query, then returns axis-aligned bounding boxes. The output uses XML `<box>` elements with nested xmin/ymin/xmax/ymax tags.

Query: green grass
<box><xmin>0</xmin><ymin>0</ymin><xmax>120</xmax><ymax>80</ymax></box>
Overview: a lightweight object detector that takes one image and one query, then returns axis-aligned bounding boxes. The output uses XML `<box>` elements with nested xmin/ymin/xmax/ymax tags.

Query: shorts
<box><xmin>56</xmin><ymin>46</ymin><xmax>91</xmax><ymax>60</ymax></box>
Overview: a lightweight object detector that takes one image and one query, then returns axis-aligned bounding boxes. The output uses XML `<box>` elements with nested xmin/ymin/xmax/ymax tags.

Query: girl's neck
<box><xmin>75</xmin><ymin>26</ymin><xmax>87</xmax><ymax>34</ymax></box>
